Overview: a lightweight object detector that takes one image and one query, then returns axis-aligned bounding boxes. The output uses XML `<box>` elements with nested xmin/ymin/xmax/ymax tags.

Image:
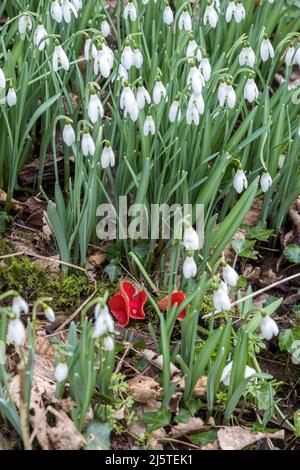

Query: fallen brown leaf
<box><xmin>46</xmin><ymin>406</ymin><xmax>85</xmax><ymax>450</ymax></box>
<box><xmin>170</xmin><ymin>417</ymin><xmax>204</xmax><ymax>438</ymax></box>
<box><xmin>217</xmin><ymin>426</ymin><xmax>284</xmax><ymax>450</ymax></box>
<box><xmin>127</xmin><ymin>376</ymin><xmax>162</xmax><ymax>403</ymax></box>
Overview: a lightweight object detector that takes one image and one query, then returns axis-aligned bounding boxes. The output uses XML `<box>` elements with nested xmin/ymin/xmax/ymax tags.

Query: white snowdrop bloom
<box><xmin>278</xmin><ymin>154</ymin><xmax>285</xmax><ymax>169</ymax></box>
<box><xmin>225</xmin><ymin>1</ymin><xmax>236</xmax><ymax>22</ymax></box>
<box><xmin>142</xmin><ymin>0</ymin><xmax>150</xmax><ymax>4</ymax></box>
<box><xmin>33</xmin><ymin>25</ymin><xmax>49</xmax><ymax>51</ymax></box>
<box><xmin>163</xmin><ymin>5</ymin><xmax>174</xmax><ymax>26</ymax></box>
<box><xmin>221</xmin><ymin>361</ymin><xmax>256</xmax><ymax>386</ymax></box>
<box><xmin>94</xmin><ymin>304</ymin><xmax>114</xmax><ymax>336</ymax></box>
<box><xmin>133</xmin><ymin>48</ymin><xmax>143</xmax><ymax>69</ymax></box>
<box><xmin>239</xmin><ymin>46</ymin><xmax>256</xmax><ymax>68</ymax></box>
<box><xmin>234</xmin><ymin>3</ymin><xmax>245</xmax><ymax>23</ymax></box>
<box><xmin>294</xmin><ymin>47</ymin><xmax>300</xmax><ymax>66</ymax></box>
<box><xmin>213</xmin><ymin>0</ymin><xmax>221</xmax><ymax>11</ymax></box>
<box><xmin>233</xmin><ymin>169</ymin><xmax>248</xmax><ymax>193</ymax></box>
<box><xmin>63</xmin><ymin>123</ymin><xmax>75</xmax><ymax>146</ymax></box>
<box><xmin>101</xmin><ymin>19</ymin><xmax>111</xmax><ymax>37</ymax></box>
<box><xmin>244</xmin><ymin>78</ymin><xmax>259</xmax><ymax>103</ymax></box>
<box><xmin>7</xmin><ymin>319</ymin><xmax>26</xmax><ymax>347</ymax></box>
<box><xmin>88</xmin><ymin>93</ymin><xmax>104</xmax><ymax>124</ymax></box>
<box><xmin>143</xmin><ymin>115</ymin><xmax>155</xmax><ymax>136</ymax></box>
<box><xmin>218</xmin><ymin>82</ymin><xmax>236</xmax><ymax>108</ymax></box>
<box><xmin>152</xmin><ymin>80</ymin><xmax>167</xmax><ymax>105</ymax></box>
<box><xmin>52</xmin><ymin>44</ymin><xmax>70</xmax><ymax>72</ymax></box>
<box><xmin>121</xmin><ymin>45</ymin><xmax>135</xmax><ymax>70</ymax></box>
<box><xmin>12</xmin><ymin>296</ymin><xmax>29</xmax><ymax>317</ymax></box>
<box><xmin>81</xmin><ymin>130</ymin><xmax>95</xmax><ymax>156</ymax></box>
<box><xmin>44</xmin><ymin>306</ymin><xmax>56</xmax><ymax>322</ymax></box>
<box><xmin>6</xmin><ymin>87</ymin><xmax>17</xmax><ymax>107</ymax></box>
<box><xmin>189</xmin><ymin>93</ymin><xmax>205</xmax><ymax>115</ymax></box>
<box><xmin>120</xmin><ymin>85</ymin><xmax>137</xmax><ymax>114</ymax></box>
<box><xmin>260</xmin><ymin>316</ymin><xmax>279</xmax><ymax>341</ymax></box>
<box><xmin>94</xmin><ymin>47</ymin><xmax>111</xmax><ymax>77</ymax></box>
<box><xmin>84</xmin><ymin>38</ymin><xmax>97</xmax><ymax>60</ymax></box>
<box><xmin>186</xmin><ymin>39</ymin><xmax>202</xmax><ymax>61</ymax></box>
<box><xmin>103</xmin><ymin>44</ymin><xmax>114</xmax><ymax>69</ymax></box>
<box><xmin>285</xmin><ymin>46</ymin><xmax>295</xmax><ymax>66</ymax></box>
<box><xmin>199</xmin><ymin>58</ymin><xmax>211</xmax><ymax>81</ymax></box>
<box><xmin>127</xmin><ymin>101</ymin><xmax>139</xmax><ymax>122</ymax></box>
<box><xmin>186</xmin><ymin>103</ymin><xmax>200</xmax><ymax>125</ymax></box>
<box><xmin>291</xmin><ymin>355</ymin><xmax>300</xmax><ymax>365</ymax></box>
<box><xmin>183</xmin><ymin>226</ymin><xmax>200</xmax><ymax>250</ymax></box>
<box><xmin>178</xmin><ymin>10</ymin><xmax>192</xmax><ymax>31</ymax></box>
<box><xmin>101</xmin><ymin>143</ymin><xmax>115</xmax><ymax>169</ymax></box>
<box><xmin>51</xmin><ymin>1</ymin><xmax>63</xmax><ymax>23</ymax></box>
<box><xmin>203</xmin><ymin>4</ymin><xmax>218</xmax><ymax>29</ymax></box>
<box><xmin>213</xmin><ymin>282</ymin><xmax>231</xmax><ymax>313</ymax></box>
<box><xmin>187</xmin><ymin>66</ymin><xmax>204</xmax><ymax>96</ymax></box>
<box><xmin>0</xmin><ymin>67</ymin><xmax>5</xmax><ymax>90</ymax></box>
<box><xmin>103</xmin><ymin>335</ymin><xmax>114</xmax><ymax>351</ymax></box>
<box><xmin>183</xmin><ymin>255</ymin><xmax>197</xmax><ymax>279</ymax></box>
<box><xmin>55</xmin><ymin>362</ymin><xmax>68</xmax><ymax>382</ymax></box>
<box><xmin>18</xmin><ymin>15</ymin><xmax>32</xmax><ymax>34</ymax></box>
<box><xmin>223</xmin><ymin>264</ymin><xmax>239</xmax><ymax>287</ymax></box>
<box><xmin>71</xmin><ymin>0</ymin><xmax>82</xmax><ymax>11</ymax></box>
<box><xmin>169</xmin><ymin>99</ymin><xmax>181</xmax><ymax>123</ymax></box>
<box><xmin>260</xmin><ymin>172</ymin><xmax>272</xmax><ymax>192</ymax></box>
<box><xmin>260</xmin><ymin>38</ymin><xmax>274</xmax><ymax>62</ymax></box>
<box><xmin>62</xmin><ymin>0</ymin><xmax>78</xmax><ymax>23</ymax></box>
<box><xmin>124</xmin><ymin>0</ymin><xmax>137</xmax><ymax>21</ymax></box>
<box><xmin>115</xmin><ymin>64</ymin><xmax>128</xmax><ymax>83</ymax></box>
<box><xmin>136</xmin><ymin>85</ymin><xmax>151</xmax><ymax>109</ymax></box>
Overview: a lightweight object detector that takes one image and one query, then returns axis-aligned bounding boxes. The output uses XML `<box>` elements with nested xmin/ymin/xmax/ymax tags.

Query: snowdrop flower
<box><xmin>169</xmin><ymin>98</ymin><xmax>181</xmax><ymax>123</ymax></box>
<box><xmin>94</xmin><ymin>45</ymin><xmax>111</xmax><ymax>77</ymax></box>
<box><xmin>88</xmin><ymin>91</ymin><xmax>104</xmax><ymax>124</ymax></box>
<box><xmin>71</xmin><ymin>0</ymin><xmax>82</xmax><ymax>11</ymax></box>
<box><xmin>187</xmin><ymin>65</ymin><xmax>205</xmax><ymax>96</ymax></box>
<box><xmin>143</xmin><ymin>114</ymin><xmax>155</xmax><ymax>136</ymax></box>
<box><xmin>44</xmin><ymin>306</ymin><xmax>56</xmax><ymax>322</ymax></box>
<box><xmin>199</xmin><ymin>57</ymin><xmax>211</xmax><ymax>82</ymax></box>
<box><xmin>285</xmin><ymin>46</ymin><xmax>296</xmax><ymax>66</ymax></box>
<box><xmin>124</xmin><ymin>0</ymin><xmax>137</xmax><ymax>22</ymax></box>
<box><xmin>63</xmin><ymin>122</ymin><xmax>75</xmax><ymax>146</ymax></box>
<box><xmin>133</xmin><ymin>48</ymin><xmax>143</xmax><ymax>69</ymax></box>
<box><xmin>186</xmin><ymin>102</ymin><xmax>200</xmax><ymax>125</ymax></box>
<box><xmin>0</xmin><ymin>67</ymin><xmax>5</xmax><ymax>90</ymax></box>
<box><xmin>153</xmin><ymin>79</ymin><xmax>167</xmax><ymax>105</ymax></box>
<box><xmin>136</xmin><ymin>84</ymin><xmax>151</xmax><ymax>109</ymax></box>
<box><xmin>33</xmin><ymin>25</ymin><xmax>49</xmax><ymax>51</ymax></box>
<box><xmin>223</xmin><ymin>264</ymin><xmax>239</xmax><ymax>287</ymax></box>
<box><xmin>183</xmin><ymin>226</ymin><xmax>200</xmax><ymax>250</ymax></box>
<box><xmin>121</xmin><ymin>44</ymin><xmax>135</xmax><ymax>70</ymax></box>
<box><xmin>120</xmin><ymin>83</ymin><xmax>137</xmax><ymax>114</ymax></box>
<box><xmin>7</xmin><ymin>319</ymin><xmax>26</xmax><ymax>347</ymax></box>
<box><xmin>115</xmin><ymin>64</ymin><xmax>128</xmax><ymax>83</ymax></box>
<box><xmin>221</xmin><ymin>361</ymin><xmax>256</xmax><ymax>386</ymax></box>
<box><xmin>218</xmin><ymin>82</ymin><xmax>236</xmax><ymax>108</ymax></box>
<box><xmin>55</xmin><ymin>362</ymin><xmax>68</xmax><ymax>382</ymax></box>
<box><xmin>244</xmin><ymin>77</ymin><xmax>259</xmax><ymax>103</ymax></box>
<box><xmin>260</xmin><ymin>315</ymin><xmax>279</xmax><ymax>341</ymax></box>
<box><xmin>183</xmin><ymin>255</ymin><xmax>197</xmax><ymax>279</ymax></box>
<box><xmin>93</xmin><ymin>303</ymin><xmax>114</xmax><ymax>337</ymax></box>
<box><xmin>103</xmin><ymin>335</ymin><xmax>114</xmax><ymax>351</ymax></box>
<box><xmin>213</xmin><ymin>282</ymin><xmax>231</xmax><ymax>312</ymax></box>
<box><xmin>260</xmin><ymin>172</ymin><xmax>272</xmax><ymax>192</ymax></box>
<box><xmin>163</xmin><ymin>5</ymin><xmax>174</xmax><ymax>26</ymax></box>
<box><xmin>260</xmin><ymin>37</ymin><xmax>274</xmax><ymax>62</ymax></box>
<box><xmin>81</xmin><ymin>128</ymin><xmax>95</xmax><ymax>156</ymax></box>
<box><xmin>203</xmin><ymin>4</ymin><xmax>218</xmax><ymax>29</ymax></box>
<box><xmin>189</xmin><ymin>93</ymin><xmax>205</xmax><ymax>115</ymax></box>
<box><xmin>100</xmin><ymin>19</ymin><xmax>111</xmax><ymax>37</ymax></box>
<box><xmin>234</xmin><ymin>3</ymin><xmax>245</xmax><ymax>23</ymax></box>
<box><xmin>51</xmin><ymin>1</ymin><xmax>63</xmax><ymax>23</ymax></box>
<box><xmin>186</xmin><ymin>38</ymin><xmax>202</xmax><ymax>61</ymax></box>
<box><xmin>178</xmin><ymin>9</ymin><xmax>192</xmax><ymax>31</ymax></box>
<box><xmin>103</xmin><ymin>43</ymin><xmax>114</xmax><ymax>69</ymax></box>
<box><xmin>101</xmin><ymin>142</ymin><xmax>115</xmax><ymax>169</ymax></box>
<box><xmin>291</xmin><ymin>355</ymin><xmax>300</xmax><ymax>365</ymax></box>
<box><xmin>294</xmin><ymin>47</ymin><xmax>300</xmax><ymax>67</ymax></box>
<box><xmin>18</xmin><ymin>15</ymin><xmax>32</xmax><ymax>34</ymax></box>
<box><xmin>225</xmin><ymin>1</ymin><xmax>236</xmax><ymax>22</ymax></box>
<box><xmin>52</xmin><ymin>43</ymin><xmax>70</xmax><ymax>72</ymax></box>
<box><xmin>62</xmin><ymin>0</ymin><xmax>78</xmax><ymax>23</ymax></box>
<box><xmin>278</xmin><ymin>154</ymin><xmax>285</xmax><ymax>169</ymax></box>
<box><xmin>233</xmin><ymin>169</ymin><xmax>248</xmax><ymax>193</ymax></box>
<box><xmin>84</xmin><ymin>37</ymin><xmax>97</xmax><ymax>60</ymax></box>
<box><xmin>6</xmin><ymin>86</ymin><xmax>17</xmax><ymax>107</ymax></box>
<box><xmin>12</xmin><ymin>296</ymin><xmax>29</xmax><ymax>317</ymax></box>
<box><xmin>239</xmin><ymin>45</ymin><xmax>256</xmax><ymax>68</ymax></box>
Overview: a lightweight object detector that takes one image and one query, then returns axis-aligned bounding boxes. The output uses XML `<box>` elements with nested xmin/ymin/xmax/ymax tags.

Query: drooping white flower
<box><xmin>124</xmin><ymin>0</ymin><xmax>137</xmax><ymax>21</ymax></box>
<box><xmin>121</xmin><ymin>45</ymin><xmax>135</xmax><ymax>70</ymax></box>
<box><xmin>186</xmin><ymin>102</ymin><xmax>200</xmax><ymax>125</ymax></box>
<box><xmin>63</xmin><ymin>123</ymin><xmax>75</xmax><ymax>146</ymax></box>
<box><xmin>239</xmin><ymin>46</ymin><xmax>256</xmax><ymax>68</ymax></box>
<box><xmin>52</xmin><ymin>44</ymin><xmax>70</xmax><ymax>72</ymax></box>
<box><xmin>94</xmin><ymin>46</ymin><xmax>111</xmax><ymax>77</ymax></box>
<box><xmin>260</xmin><ymin>172</ymin><xmax>272</xmax><ymax>192</ymax></box>
<box><xmin>221</xmin><ymin>361</ymin><xmax>256</xmax><ymax>386</ymax></box>
<box><xmin>223</xmin><ymin>264</ymin><xmax>239</xmax><ymax>287</ymax></box>
<box><xmin>203</xmin><ymin>4</ymin><xmax>218</xmax><ymax>29</ymax></box>
<box><xmin>136</xmin><ymin>85</ymin><xmax>151</xmax><ymax>109</ymax></box>
<box><xmin>93</xmin><ymin>304</ymin><xmax>114</xmax><ymax>337</ymax></box>
<box><xmin>88</xmin><ymin>92</ymin><xmax>104</xmax><ymax>124</ymax></box>
<box><xmin>225</xmin><ymin>1</ymin><xmax>236</xmax><ymax>22</ymax></box>
<box><xmin>103</xmin><ymin>44</ymin><xmax>114</xmax><ymax>69</ymax></box>
<box><xmin>260</xmin><ymin>38</ymin><xmax>274</xmax><ymax>62</ymax></box>
<box><xmin>71</xmin><ymin>0</ymin><xmax>82</xmax><ymax>11</ymax></box>
<box><xmin>234</xmin><ymin>3</ymin><xmax>246</xmax><ymax>23</ymax></box>
<box><xmin>33</xmin><ymin>25</ymin><xmax>49</xmax><ymax>51</ymax></box>
<box><xmin>189</xmin><ymin>93</ymin><xmax>205</xmax><ymax>115</ymax></box>
<box><xmin>133</xmin><ymin>48</ymin><xmax>143</xmax><ymax>69</ymax></box>
<box><xmin>62</xmin><ymin>0</ymin><xmax>78</xmax><ymax>23</ymax></box>
<box><xmin>169</xmin><ymin>99</ymin><xmax>181</xmax><ymax>123</ymax></box>
<box><xmin>81</xmin><ymin>129</ymin><xmax>95</xmax><ymax>156</ymax></box>
<box><xmin>183</xmin><ymin>255</ymin><xmax>197</xmax><ymax>279</ymax></box>
<box><xmin>187</xmin><ymin>66</ymin><xmax>205</xmax><ymax>96</ymax></box>
<box><xmin>0</xmin><ymin>67</ymin><xmax>5</xmax><ymax>90</ymax></box>
<box><xmin>186</xmin><ymin>39</ymin><xmax>202</xmax><ymax>61</ymax></box>
<box><xmin>55</xmin><ymin>362</ymin><xmax>68</xmax><ymax>382</ymax></box>
<box><xmin>51</xmin><ymin>1</ymin><xmax>63</xmax><ymax>23</ymax></box>
<box><xmin>7</xmin><ymin>319</ymin><xmax>26</xmax><ymax>347</ymax></box>
<box><xmin>183</xmin><ymin>226</ymin><xmax>200</xmax><ymax>250</ymax></box>
<box><xmin>233</xmin><ymin>169</ymin><xmax>248</xmax><ymax>193</ymax></box>
<box><xmin>163</xmin><ymin>5</ymin><xmax>174</xmax><ymax>26</ymax></box>
<box><xmin>12</xmin><ymin>296</ymin><xmax>29</xmax><ymax>317</ymax></box>
<box><xmin>101</xmin><ymin>142</ymin><xmax>115</xmax><ymax>169</ymax></box>
<box><xmin>213</xmin><ymin>281</ymin><xmax>231</xmax><ymax>312</ymax></box>
<box><xmin>294</xmin><ymin>47</ymin><xmax>300</xmax><ymax>67</ymax></box>
<box><xmin>101</xmin><ymin>19</ymin><xmax>111</xmax><ymax>37</ymax></box>
<box><xmin>18</xmin><ymin>15</ymin><xmax>32</xmax><ymax>34</ymax></box>
<box><xmin>120</xmin><ymin>84</ymin><xmax>139</xmax><ymax>121</ymax></box>
<box><xmin>178</xmin><ymin>10</ymin><xmax>192</xmax><ymax>31</ymax></box>
<box><xmin>244</xmin><ymin>78</ymin><xmax>259</xmax><ymax>103</ymax></box>
<box><xmin>199</xmin><ymin>57</ymin><xmax>211</xmax><ymax>81</ymax></box>
<box><xmin>115</xmin><ymin>64</ymin><xmax>128</xmax><ymax>83</ymax></box>
<box><xmin>103</xmin><ymin>335</ymin><xmax>114</xmax><ymax>351</ymax></box>
<box><xmin>44</xmin><ymin>306</ymin><xmax>56</xmax><ymax>322</ymax></box>
<box><xmin>84</xmin><ymin>38</ymin><xmax>97</xmax><ymax>60</ymax></box>
<box><xmin>6</xmin><ymin>87</ymin><xmax>17</xmax><ymax>107</ymax></box>
<box><xmin>285</xmin><ymin>46</ymin><xmax>296</xmax><ymax>66</ymax></box>
<box><xmin>152</xmin><ymin>80</ymin><xmax>167</xmax><ymax>105</ymax></box>
<box><xmin>260</xmin><ymin>316</ymin><xmax>279</xmax><ymax>341</ymax></box>
<box><xmin>143</xmin><ymin>115</ymin><xmax>155</xmax><ymax>136</ymax></box>
<box><xmin>218</xmin><ymin>82</ymin><xmax>236</xmax><ymax>108</ymax></box>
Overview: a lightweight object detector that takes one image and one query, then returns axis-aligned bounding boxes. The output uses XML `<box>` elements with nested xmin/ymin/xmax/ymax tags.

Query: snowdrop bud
<box><xmin>101</xmin><ymin>19</ymin><xmax>111</xmax><ymax>37</ymax></box>
<box><xmin>183</xmin><ymin>226</ymin><xmax>200</xmax><ymax>250</ymax></box>
<box><xmin>93</xmin><ymin>303</ymin><xmax>114</xmax><ymax>337</ymax></box>
<box><xmin>223</xmin><ymin>264</ymin><xmax>239</xmax><ymax>287</ymax></box>
<box><xmin>84</xmin><ymin>37</ymin><xmax>97</xmax><ymax>60</ymax></box>
<box><xmin>124</xmin><ymin>0</ymin><xmax>137</xmax><ymax>22</ymax></box>
<box><xmin>7</xmin><ymin>319</ymin><xmax>26</xmax><ymax>347</ymax></box>
<box><xmin>163</xmin><ymin>5</ymin><xmax>174</xmax><ymax>26</ymax></box>
<box><xmin>239</xmin><ymin>46</ymin><xmax>256</xmax><ymax>68</ymax></box>
<box><xmin>88</xmin><ymin>91</ymin><xmax>104</xmax><ymax>124</ymax></box>
<box><xmin>203</xmin><ymin>4</ymin><xmax>218</xmax><ymax>29</ymax></box>
<box><xmin>221</xmin><ymin>361</ymin><xmax>256</xmax><ymax>386</ymax></box>
<box><xmin>0</xmin><ymin>67</ymin><xmax>5</xmax><ymax>90</ymax></box>
<box><xmin>213</xmin><ymin>281</ymin><xmax>231</xmax><ymax>312</ymax></box>
<box><xmin>121</xmin><ymin>45</ymin><xmax>134</xmax><ymax>70</ymax></box>
<box><xmin>133</xmin><ymin>48</ymin><xmax>143</xmax><ymax>69</ymax></box>
<box><xmin>81</xmin><ymin>128</ymin><xmax>95</xmax><ymax>157</ymax></box>
<box><xmin>278</xmin><ymin>154</ymin><xmax>285</xmax><ymax>169</ymax></box>
<box><xmin>12</xmin><ymin>296</ymin><xmax>29</xmax><ymax>317</ymax></box>
<box><xmin>285</xmin><ymin>46</ymin><xmax>295</xmax><ymax>66</ymax></box>
<box><xmin>63</xmin><ymin>122</ymin><xmax>75</xmax><ymax>146</ymax></box>
<box><xmin>260</xmin><ymin>172</ymin><xmax>272</xmax><ymax>192</ymax></box>
<box><xmin>244</xmin><ymin>77</ymin><xmax>259</xmax><ymax>103</ymax></box>
<box><xmin>143</xmin><ymin>114</ymin><xmax>156</xmax><ymax>136</ymax></box>
<box><xmin>44</xmin><ymin>306</ymin><xmax>56</xmax><ymax>322</ymax></box>
<box><xmin>199</xmin><ymin>57</ymin><xmax>211</xmax><ymax>81</ymax></box>
<box><xmin>51</xmin><ymin>1</ymin><xmax>63</xmax><ymax>23</ymax></box>
<box><xmin>94</xmin><ymin>45</ymin><xmax>111</xmax><ymax>77</ymax></box>
<box><xmin>53</xmin><ymin>44</ymin><xmax>70</xmax><ymax>72</ymax></box>
<box><xmin>62</xmin><ymin>0</ymin><xmax>78</xmax><ymax>23</ymax></box>
<box><xmin>233</xmin><ymin>169</ymin><xmax>248</xmax><ymax>193</ymax></box>
<box><xmin>136</xmin><ymin>84</ymin><xmax>151</xmax><ymax>109</ymax></box>
<box><xmin>55</xmin><ymin>362</ymin><xmax>68</xmax><ymax>382</ymax></box>
<box><xmin>183</xmin><ymin>255</ymin><xmax>197</xmax><ymax>279</ymax></box>
<box><xmin>101</xmin><ymin>142</ymin><xmax>115</xmax><ymax>169</ymax></box>
<box><xmin>169</xmin><ymin>99</ymin><xmax>181</xmax><ymax>123</ymax></box>
<box><xmin>103</xmin><ymin>335</ymin><xmax>114</xmax><ymax>351</ymax></box>
<box><xmin>234</xmin><ymin>3</ymin><xmax>245</xmax><ymax>23</ymax></box>
<box><xmin>260</xmin><ymin>38</ymin><xmax>274</xmax><ymax>62</ymax></box>
<box><xmin>153</xmin><ymin>79</ymin><xmax>167</xmax><ymax>105</ymax></box>
<box><xmin>178</xmin><ymin>9</ymin><xmax>192</xmax><ymax>31</ymax></box>
<box><xmin>19</xmin><ymin>15</ymin><xmax>32</xmax><ymax>34</ymax></box>
<box><xmin>33</xmin><ymin>25</ymin><xmax>49</xmax><ymax>51</ymax></box>
<box><xmin>225</xmin><ymin>1</ymin><xmax>236</xmax><ymax>22</ymax></box>
<box><xmin>260</xmin><ymin>316</ymin><xmax>279</xmax><ymax>341</ymax></box>
<box><xmin>6</xmin><ymin>86</ymin><xmax>17</xmax><ymax>107</ymax></box>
